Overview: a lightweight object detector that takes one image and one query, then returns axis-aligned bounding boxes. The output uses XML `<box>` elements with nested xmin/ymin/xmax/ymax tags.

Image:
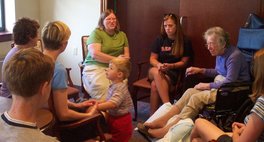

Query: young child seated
<box><xmin>96</xmin><ymin>57</ymin><xmax>133</xmax><ymax>142</ymax></box>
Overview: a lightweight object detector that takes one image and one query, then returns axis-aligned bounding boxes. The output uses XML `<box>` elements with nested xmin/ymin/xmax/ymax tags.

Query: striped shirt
<box><xmin>106</xmin><ymin>82</ymin><xmax>133</xmax><ymax>116</ymax></box>
<box><xmin>245</xmin><ymin>96</ymin><xmax>264</xmax><ymax>141</ymax></box>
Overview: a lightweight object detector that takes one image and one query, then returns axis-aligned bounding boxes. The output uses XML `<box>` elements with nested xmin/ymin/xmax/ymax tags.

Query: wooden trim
<box><xmin>260</xmin><ymin>0</ymin><xmax>264</xmax><ymax>17</ymax></box>
<box><xmin>0</xmin><ymin>32</ymin><xmax>12</xmax><ymax>42</ymax></box>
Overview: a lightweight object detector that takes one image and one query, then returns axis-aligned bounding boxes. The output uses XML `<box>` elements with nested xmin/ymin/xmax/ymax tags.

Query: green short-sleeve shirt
<box><xmin>84</xmin><ymin>28</ymin><xmax>129</xmax><ymax>67</ymax></box>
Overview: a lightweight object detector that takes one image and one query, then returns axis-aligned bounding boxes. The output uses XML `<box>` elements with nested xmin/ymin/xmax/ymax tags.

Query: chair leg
<box><xmin>132</xmin><ymin>87</ymin><xmax>139</xmax><ymax>121</ymax></box>
<box><xmin>97</xmin><ymin>115</ymin><xmax>106</xmax><ymax>141</ymax></box>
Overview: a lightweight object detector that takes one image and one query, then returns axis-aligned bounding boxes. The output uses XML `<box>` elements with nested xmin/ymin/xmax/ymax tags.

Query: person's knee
<box><xmin>195</xmin><ymin>118</ymin><xmax>204</xmax><ymax>124</ymax></box>
<box><xmin>151</xmin><ymin>81</ymin><xmax>157</xmax><ymax>91</ymax></box>
<box><xmin>194</xmin><ymin>118</ymin><xmax>208</xmax><ymax>127</ymax></box>
<box><xmin>149</xmin><ymin>67</ymin><xmax>159</xmax><ymax>77</ymax></box>
<box><xmin>189</xmin><ymin>93</ymin><xmax>201</xmax><ymax>102</ymax></box>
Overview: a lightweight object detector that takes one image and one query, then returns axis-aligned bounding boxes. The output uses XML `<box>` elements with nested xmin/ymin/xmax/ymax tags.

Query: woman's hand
<box><xmin>194</xmin><ymin>83</ymin><xmax>210</xmax><ymax>90</ymax></box>
<box><xmin>232</xmin><ymin>122</ymin><xmax>245</xmax><ymax>135</ymax></box>
<box><xmin>157</xmin><ymin>63</ymin><xmax>164</xmax><ymax>70</ymax></box>
<box><xmin>186</xmin><ymin>66</ymin><xmax>204</xmax><ymax>76</ymax></box>
<box><xmin>86</xmin><ymin>102</ymin><xmax>98</xmax><ymax>116</ymax></box>
<box><xmin>75</xmin><ymin>99</ymin><xmax>97</xmax><ymax>109</ymax></box>
<box><xmin>118</xmin><ymin>54</ymin><xmax>130</xmax><ymax>59</ymax></box>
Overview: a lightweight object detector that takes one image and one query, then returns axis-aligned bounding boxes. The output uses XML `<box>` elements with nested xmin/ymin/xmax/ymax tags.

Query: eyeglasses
<box><xmin>105</xmin><ymin>18</ymin><xmax>117</xmax><ymax>22</ymax></box>
<box><xmin>205</xmin><ymin>42</ymin><xmax>218</xmax><ymax>47</ymax></box>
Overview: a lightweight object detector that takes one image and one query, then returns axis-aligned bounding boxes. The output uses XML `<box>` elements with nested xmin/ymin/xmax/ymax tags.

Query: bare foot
<box><xmin>148</xmin><ymin>125</ymin><xmax>170</xmax><ymax>139</ymax></box>
<box><xmin>144</xmin><ymin>118</ymin><xmax>167</xmax><ymax>129</ymax></box>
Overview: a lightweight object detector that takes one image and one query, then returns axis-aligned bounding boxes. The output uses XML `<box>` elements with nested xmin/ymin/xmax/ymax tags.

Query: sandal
<box><xmin>137</xmin><ymin>122</ymin><xmax>152</xmax><ymax>138</ymax></box>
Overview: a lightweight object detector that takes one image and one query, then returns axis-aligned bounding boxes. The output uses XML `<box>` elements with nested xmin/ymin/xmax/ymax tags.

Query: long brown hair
<box><xmin>160</xmin><ymin>13</ymin><xmax>184</xmax><ymax>58</ymax></box>
<box><xmin>250</xmin><ymin>48</ymin><xmax>264</xmax><ymax>102</ymax></box>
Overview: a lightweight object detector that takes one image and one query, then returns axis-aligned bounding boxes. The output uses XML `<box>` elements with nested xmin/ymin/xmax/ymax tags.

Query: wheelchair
<box><xmin>199</xmin><ymin>81</ymin><xmax>254</xmax><ymax>131</ymax></box>
<box><xmin>199</xmin><ymin>40</ymin><xmax>263</xmax><ymax>132</ymax></box>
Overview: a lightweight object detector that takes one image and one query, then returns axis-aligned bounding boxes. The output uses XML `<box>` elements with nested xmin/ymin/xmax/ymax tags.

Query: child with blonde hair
<box><xmin>97</xmin><ymin>57</ymin><xmax>133</xmax><ymax>142</ymax></box>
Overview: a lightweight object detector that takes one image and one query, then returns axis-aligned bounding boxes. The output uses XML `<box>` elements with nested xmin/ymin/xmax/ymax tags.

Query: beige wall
<box><xmin>0</xmin><ymin>0</ymin><xmax>100</xmax><ymax>85</ymax></box>
<box><xmin>40</xmin><ymin>0</ymin><xmax>100</xmax><ymax>86</ymax></box>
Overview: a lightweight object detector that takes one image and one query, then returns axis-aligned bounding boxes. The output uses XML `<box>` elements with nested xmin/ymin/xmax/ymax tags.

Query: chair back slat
<box><xmin>81</xmin><ymin>35</ymin><xmax>89</xmax><ymax>62</ymax></box>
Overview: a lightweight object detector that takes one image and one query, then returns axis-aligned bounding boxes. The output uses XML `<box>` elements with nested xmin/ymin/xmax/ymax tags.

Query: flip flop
<box><xmin>137</xmin><ymin>122</ymin><xmax>153</xmax><ymax>138</ymax></box>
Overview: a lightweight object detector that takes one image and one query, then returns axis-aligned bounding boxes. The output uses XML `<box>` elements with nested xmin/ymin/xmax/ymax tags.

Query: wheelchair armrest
<box><xmin>219</xmin><ymin>81</ymin><xmax>252</xmax><ymax>88</ymax></box>
<box><xmin>215</xmin><ymin>81</ymin><xmax>252</xmax><ymax>112</ymax></box>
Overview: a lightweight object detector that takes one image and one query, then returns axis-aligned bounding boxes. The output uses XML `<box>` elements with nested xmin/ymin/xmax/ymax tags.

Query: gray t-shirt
<box><xmin>0</xmin><ymin>112</ymin><xmax>59</xmax><ymax>142</ymax></box>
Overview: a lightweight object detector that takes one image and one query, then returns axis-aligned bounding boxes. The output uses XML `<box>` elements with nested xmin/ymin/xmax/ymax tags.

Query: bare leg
<box><xmin>144</xmin><ymin>104</ymin><xmax>181</xmax><ymax>129</ymax></box>
<box><xmin>148</xmin><ymin>117</ymin><xmax>181</xmax><ymax>138</ymax></box>
<box><xmin>150</xmin><ymin>81</ymin><xmax>161</xmax><ymax>115</ymax></box>
<box><xmin>149</xmin><ymin>68</ymin><xmax>170</xmax><ymax>103</ymax></box>
<box><xmin>191</xmin><ymin>118</ymin><xmax>226</xmax><ymax>141</ymax></box>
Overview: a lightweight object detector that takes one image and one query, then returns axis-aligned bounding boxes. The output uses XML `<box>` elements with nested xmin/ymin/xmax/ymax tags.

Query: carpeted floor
<box><xmin>77</xmin><ymin>90</ymin><xmax>151</xmax><ymax>142</ymax></box>
<box><xmin>129</xmin><ymin>101</ymin><xmax>151</xmax><ymax>142</ymax></box>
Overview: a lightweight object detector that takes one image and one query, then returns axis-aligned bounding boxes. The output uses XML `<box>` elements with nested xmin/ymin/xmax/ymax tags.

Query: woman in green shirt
<box><xmin>83</xmin><ymin>9</ymin><xmax>130</xmax><ymax>100</ymax></box>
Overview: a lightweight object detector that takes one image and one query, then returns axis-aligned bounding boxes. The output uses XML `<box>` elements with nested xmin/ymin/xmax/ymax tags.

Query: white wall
<box><xmin>0</xmin><ymin>0</ymin><xmax>100</xmax><ymax>85</ymax></box>
<box><xmin>40</xmin><ymin>0</ymin><xmax>100</xmax><ymax>86</ymax></box>
<box><xmin>15</xmin><ymin>0</ymin><xmax>40</xmax><ymax>20</ymax></box>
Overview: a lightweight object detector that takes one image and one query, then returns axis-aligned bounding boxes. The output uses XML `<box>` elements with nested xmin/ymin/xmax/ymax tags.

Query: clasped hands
<box><xmin>74</xmin><ymin>99</ymin><xmax>99</xmax><ymax>115</ymax></box>
<box><xmin>118</xmin><ymin>54</ymin><xmax>130</xmax><ymax>59</ymax></box>
<box><xmin>157</xmin><ymin>63</ymin><xmax>174</xmax><ymax>71</ymax></box>
<box><xmin>232</xmin><ymin>122</ymin><xmax>245</xmax><ymax>135</ymax></box>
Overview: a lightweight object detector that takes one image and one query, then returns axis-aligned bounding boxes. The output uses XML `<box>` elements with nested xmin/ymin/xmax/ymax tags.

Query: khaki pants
<box><xmin>175</xmin><ymin>75</ymin><xmax>225</xmax><ymax>119</ymax></box>
<box><xmin>176</xmin><ymin>88</ymin><xmax>217</xmax><ymax>119</ymax></box>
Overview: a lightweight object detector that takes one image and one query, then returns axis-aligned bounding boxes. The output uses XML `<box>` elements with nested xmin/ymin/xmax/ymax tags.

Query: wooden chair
<box><xmin>131</xmin><ymin>61</ymin><xmax>186</xmax><ymax>121</ymax></box>
<box><xmin>48</xmin><ymin>94</ymin><xmax>112</xmax><ymax>142</ymax></box>
<box><xmin>66</xmin><ymin>68</ymin><xmax>81</xmax><ymax>102</ymax></box>
<box><xmin>78</xmin><ymin>35</ymin><xmax>90</xmax><ymax>98</ymax></box>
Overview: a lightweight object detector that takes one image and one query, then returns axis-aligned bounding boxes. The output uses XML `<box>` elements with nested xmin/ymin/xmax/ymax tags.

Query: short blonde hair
<box><xmin>42</xmin><ymin>21</ymin><xmax>71</xmax><ymax>50</ymax></box>
<box><xmin>110</xmin><ymin>58</ymin><xmax>131</xmax><ymax>80</ymax></box>
<box><xmin>250</xmin><ymin>48</ymin><xmax>264</xmax><ymax>102</ymax></box>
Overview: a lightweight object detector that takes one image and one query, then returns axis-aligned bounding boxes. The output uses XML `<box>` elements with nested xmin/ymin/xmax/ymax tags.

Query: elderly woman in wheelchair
<box><xmin>191</xmin><ymin>48</ymin><xmax>264</xmax><ymax>142</ymax></box>
<box><xmin>137</xmin><ymin>26</ymin><xmax>251</xmax><ymax>139</ymax></box>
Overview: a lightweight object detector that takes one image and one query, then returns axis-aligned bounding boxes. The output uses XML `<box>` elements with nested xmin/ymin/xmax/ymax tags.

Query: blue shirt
<box><xmin>52</xmin><ymin>61</ymin><xmax>67</xmax><ymax>90</ymax></box>
<box><xmin>204</xmin><ymin>46</ymin><xmax>251</xmax><ymax>89</ymax></box>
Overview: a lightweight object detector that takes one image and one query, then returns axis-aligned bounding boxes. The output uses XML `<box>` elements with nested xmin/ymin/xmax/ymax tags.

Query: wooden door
<box><xmin>108</xmin><ymin>0</ymin><xmax>181</xmax><ymax>83</ymax></box>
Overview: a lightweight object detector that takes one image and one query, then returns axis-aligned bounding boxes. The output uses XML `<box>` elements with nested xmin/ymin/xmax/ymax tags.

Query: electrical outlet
<box><xmin>74</xmin><ymin>48</ymin><xmax>78</xmax><ymax>55</ymax></box>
